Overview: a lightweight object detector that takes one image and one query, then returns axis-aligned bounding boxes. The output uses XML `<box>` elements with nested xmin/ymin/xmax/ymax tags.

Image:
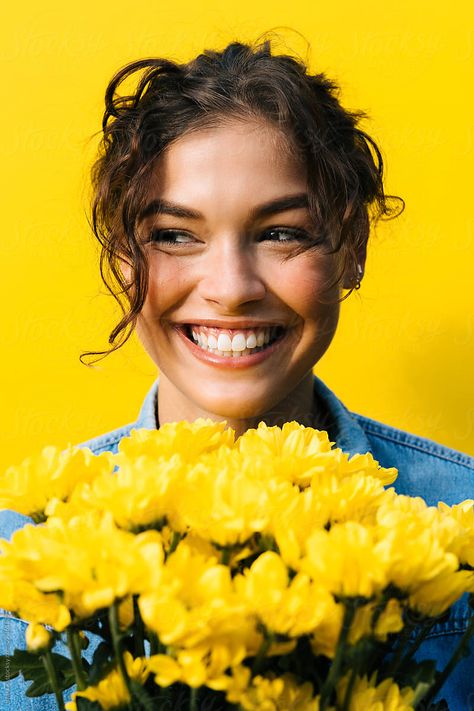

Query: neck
<box><xmin>156</xmin><ymin>371</ymin><xmax>323</xmax><ymax>438</ymax></box>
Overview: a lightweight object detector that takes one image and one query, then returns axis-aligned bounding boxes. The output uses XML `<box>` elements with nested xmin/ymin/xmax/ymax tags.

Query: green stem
<box><xmin>341</xmin><ymin>662</ymin><xmax>358</xmax><ymax>711</ymax></box>
<box><xmin>419</xmin><ymin>613</ymin><xmax>474</xmax><ymax>708</ymax></box>
<box><xmin>133</xmin><ymin>596</ymin><xmax>146</xmax><ymax>658</ymax></box>
<box><xmin>397</xmin><ymin>622</ymin><xmax>432</xmax><ymax>669</ymax></box>
<box><xmin>385</xmin><ymin>622</ymin><xmax>417</xmax><ymax>677</ymax></box>
<box><xmin>109</xmin><ymin>602</ymin><xmax>133</xmax><ymax>699</ymax></box>
<box><xmin>221</xmin><ymin>547</ymin><xmax>232</xmax><ymax>565</ymax></box>
<box><xmin>189</xmin><ymin>686</ymin><xmax>199</xmax><ymax>711</ymax></box>
<box><xmin>42</xmin><ymin>650</ymin><xmax>65</xmax><ymax>711</ymax></box>
<box><xmin>319</xmin><ymin>601</ymin><xmax>357</xmax><ymax>711</ymax></box>
<box><xmin>66</xmin><ymin>628</ymin><xmax>87</xmax><ymax>691</ymax></box>
<box><xmin>387</xmin><ymin>619</ymin><xmax>437</xmax><ymax>677</ymax></box>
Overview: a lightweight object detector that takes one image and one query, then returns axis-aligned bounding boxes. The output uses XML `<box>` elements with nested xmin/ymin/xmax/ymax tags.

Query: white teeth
<box><xmin>188</xmin><ymin>325</ymin><xmax>284</xmax><ymax>355</ymax></box>
<box><xmin>231</xmin><ymin>333</ymin><xmax>247</xmax><ymax>351</ymax></box>
<box><xmin>217</xmin><ymin>333</ymin><xmax>232</xmax><ymax>351</ymax></box>
<box><xmin>246</xmin><ymin>333</ymin><xmax>257</xmax><ymax>349</ymax></box>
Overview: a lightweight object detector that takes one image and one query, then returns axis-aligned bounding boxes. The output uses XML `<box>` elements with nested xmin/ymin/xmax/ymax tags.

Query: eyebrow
<box><xmin>137</xmin><ymin>193</ymin><xmax>310</xmax><ymax>223</ymax></box>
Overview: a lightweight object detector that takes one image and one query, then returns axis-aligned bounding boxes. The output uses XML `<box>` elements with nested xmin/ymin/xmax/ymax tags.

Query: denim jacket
<box><xmin>1</xmin><ymin>374</ymin><xmax>473</xmax><ymax>710</ymax></box>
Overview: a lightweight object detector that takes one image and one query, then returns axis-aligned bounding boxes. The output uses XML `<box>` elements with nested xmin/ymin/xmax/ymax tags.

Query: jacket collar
<box><xmin>135</xmin><ymin>374</ymin><xmax>373</xmax><ymax>458</ymax></box>
<box><xmin>311</xmin><ymin>374</ymin><xmax>373</xmax><ymax>457</ymax></box>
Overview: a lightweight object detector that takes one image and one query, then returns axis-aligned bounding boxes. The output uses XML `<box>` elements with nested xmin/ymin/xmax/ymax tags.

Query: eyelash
<box><xmin>147</xmin><ymin>227</ymin><xmax>312</xmax><ymax>246</ymax></box>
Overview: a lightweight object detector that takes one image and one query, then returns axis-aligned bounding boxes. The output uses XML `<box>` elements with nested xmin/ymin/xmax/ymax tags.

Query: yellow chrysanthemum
<box><xmin>0</xmin><ymin>445</ymin><xmax>114</xmax><ymax>520</ymax></box>
<box><xmin>375</xmin><ymin>496</ymin><xmax>471</xmax><ymax>612</ymax></box>
<box><xmin>309</xmin><ymin>472</ymin><xmax>397</xmax><ymax>527</ymax></box>
<box><xmin>300</xmin><ymin>522</ymin><xmax>389</xmax><ymax>599</ymax></box>
<box><xmin>116</xmin><ymin>420</ymin><xmax>235</xmax><ymax>464</ymax></box>
<box><xmin>308</xmin><ymin>603</ymin><xmax>345</xmax><ymax>659</ymax></box>
<box><xmin>334</xmin><ymin>451</ymin><xmax>398</xmax><ymax>487</ymax></box>
<box><xmin>65</xmin><ymin>652</ymin><xmax>149</xmax><ymax>710</ymax></box>
<box><xmin>234</xmin><ymin>551</ymin><xmax>338</xmax><ymax>638</ymax></box>
<box><xmin>407</xmin><ymin>569</ymin><xmax>474</xmax><ymax>617</ymax></box>
<box><xmin>237</xmin><ymin>421</ymin><xmax>336</xmax><ymax>487</ymax></box>
<box><xmin>349</xmin><ymin>598</ymin><xmax>404</xmax><ymax>644</ymax></box>
<box><xmin>168</xmin><ymin>448</ymin><xmax>288</xmax><ymax>546</ymax></box>
<box><xmin>117</xmin><ymin>595</ymin><xmax>135</xmax><ymax>630</ymax></box>
<box><xmin>216</xmin><ymin>665</ymin><xmax>321</xmax><ymax>711</ymax></box>
<box><xmin>140</xmin><ymin>538</ymin><xmax>264</xmax><ymax>685</ymax></box>
<box><xmin>49</xmin><ymin>454</ymin><xmax>188</xmax><ymax>531</ymax></box>
<box><xmin>270</xmin><ymin>487</ymin><xmax>322</xmax><ymax>568</ymax></box>
<box><xmin>25</xmin><ymin>623</ymin><xmax>52</xmax><ymax>652</ymax></box>
<box><xmin>0</xmin><ymin>558</ymin><xmax>71</xmax><ymax>630</ymax></box>
<box><xmin>438</xmin><ymin>499</ymin><xmax>474</xmax><ymax>567</ymax></box>
<box><xmin>269</xmin><ymin>469</ymin><xmax>396</xmax><ymax>568</ymax></box>
<box><xmin>336</xmin><ymin>672</ymin><xmax>415</xmax><ymax>710</ymax></box>
<box><xmin>147</xmin><ymin>643</ymin><xmax>248</xmax><ymax>689</ymax></box>
<box><xmin>1</xmin><ymin>512</ymin><xmax>163</xmax><ymax>619</ymax></box>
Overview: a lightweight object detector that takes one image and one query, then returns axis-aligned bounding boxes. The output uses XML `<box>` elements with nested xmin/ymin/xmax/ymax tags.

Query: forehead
<box><xmin>147</xmin><ymin>119</ymin><xmax>307</xmax><ymax>204</ymax></box>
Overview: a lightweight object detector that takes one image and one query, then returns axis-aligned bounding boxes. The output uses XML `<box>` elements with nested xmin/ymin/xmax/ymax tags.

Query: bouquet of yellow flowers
<box><xmin>0</xmin><ymin>420</ymin><xmax>472</xmax><ymax>710</ymax></box>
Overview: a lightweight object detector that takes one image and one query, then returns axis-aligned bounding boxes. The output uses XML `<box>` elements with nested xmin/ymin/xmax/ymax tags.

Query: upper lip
<box><xmin>174</xmin><ymin>319</ymin><xmax>287</xmax><ymax>329</ymax></box>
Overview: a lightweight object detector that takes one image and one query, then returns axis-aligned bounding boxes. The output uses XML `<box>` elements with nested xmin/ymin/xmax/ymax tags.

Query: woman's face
<box><xmin>132</xmin><ymin>118</ymin><xmax>346</xmax><ymax>424</ymax></box>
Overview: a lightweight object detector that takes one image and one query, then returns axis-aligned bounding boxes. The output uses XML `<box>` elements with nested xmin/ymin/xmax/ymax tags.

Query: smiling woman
<box><xmin>1</xmin><ymin>35</ymin><xmax>474</xmax><ymax>710</ymax></box>
<box><xmin>81</xmin><ymin>39</ymin><xmax>401</xmax><ymax>435</ymax></box>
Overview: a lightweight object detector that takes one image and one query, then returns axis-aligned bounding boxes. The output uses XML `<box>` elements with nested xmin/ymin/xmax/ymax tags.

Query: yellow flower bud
<box><xmin>25</xmin><ymin>623</ymin><xmax>52</xmax><ymax>652</ymax></box>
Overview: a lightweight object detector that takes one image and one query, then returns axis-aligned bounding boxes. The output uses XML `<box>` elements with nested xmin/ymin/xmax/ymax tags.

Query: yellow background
<box><xmin>2</xmin><ymin>2</ymin><xmax>474</xmax><ymax>469</ymax></box>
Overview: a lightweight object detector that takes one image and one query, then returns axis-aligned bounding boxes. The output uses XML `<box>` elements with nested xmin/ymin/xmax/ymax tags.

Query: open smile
<box><xmin>174</xmin><ymin>323</ymin><xmax>289</xmax><ymax>368</ymax></box>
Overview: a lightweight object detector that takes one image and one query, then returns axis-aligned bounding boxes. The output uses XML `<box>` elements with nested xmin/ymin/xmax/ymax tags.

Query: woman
<box><xmin>1</xmin><ymin>38</ymin><xmax>473</xmax><ymax>709</ymax></box>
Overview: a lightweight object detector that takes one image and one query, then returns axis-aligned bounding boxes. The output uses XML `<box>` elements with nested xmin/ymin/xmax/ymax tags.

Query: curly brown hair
<box><xmin>80</xmin><ymin>36</ymin><xmax>404</xmax><ymax>366</ymax></box>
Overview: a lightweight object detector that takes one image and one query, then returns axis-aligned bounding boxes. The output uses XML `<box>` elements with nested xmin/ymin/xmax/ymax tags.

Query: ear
<box><xmin>342</xmin><ymin>242</ymin><xmax>367</xmax><ymax>290</ymax></box>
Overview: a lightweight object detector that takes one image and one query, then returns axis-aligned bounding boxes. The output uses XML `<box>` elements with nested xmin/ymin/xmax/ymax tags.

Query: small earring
<box><xmin>355</xmin><ymin>263</ymin><xmax>363</xmax><ymax>290</ymax></box>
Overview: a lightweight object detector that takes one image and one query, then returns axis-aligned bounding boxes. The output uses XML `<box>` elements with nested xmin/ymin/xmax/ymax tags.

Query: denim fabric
<box><xmin>1</xmin><ymin>374</ymin><xmax>473</xmax><ymax>709</ymax></box>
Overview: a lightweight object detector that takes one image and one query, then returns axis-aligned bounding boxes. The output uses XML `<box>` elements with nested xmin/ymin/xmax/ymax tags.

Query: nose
<box><xmin>197</xmin><ymin>239</ymin><xmax>266</xmax><ymax>310</ymax></box>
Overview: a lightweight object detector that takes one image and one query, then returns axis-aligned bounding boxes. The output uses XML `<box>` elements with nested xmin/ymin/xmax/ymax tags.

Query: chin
<box><xmin>187</xmin><ymin>382</ymin><xmax>293</xmax><ymax>422</ymax></box>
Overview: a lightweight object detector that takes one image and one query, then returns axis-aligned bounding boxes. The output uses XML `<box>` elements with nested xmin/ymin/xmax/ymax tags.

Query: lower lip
<box><xmin>174</xmin><ymin>327</ymin><xmax>290</xmax><ymax>369</ymax></box>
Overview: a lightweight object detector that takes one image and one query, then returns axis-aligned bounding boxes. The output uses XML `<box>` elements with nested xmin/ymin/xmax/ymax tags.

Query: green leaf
<box><xmin>0</xmin><ymin>649</ymin><xmax>45</xmax><ymax>676</ymax></box>
<box><xmin>0</xmin><ymin>649</ymin><xmax>76</xmax><ymax>697</ymax></box>
<box><xmin>25</xmin><ymin>676</ymin><xmax>60</xmax><ymax>698</ymax></box>
<box><xmin>0</xmin><ymin>655</ymin><xmax>20</xmax><ymax>682</ymax></box>
<box><xmin>392</xmin><ymin>657</ymin><xmax>437</xmax><ymax>691</ymax></box>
